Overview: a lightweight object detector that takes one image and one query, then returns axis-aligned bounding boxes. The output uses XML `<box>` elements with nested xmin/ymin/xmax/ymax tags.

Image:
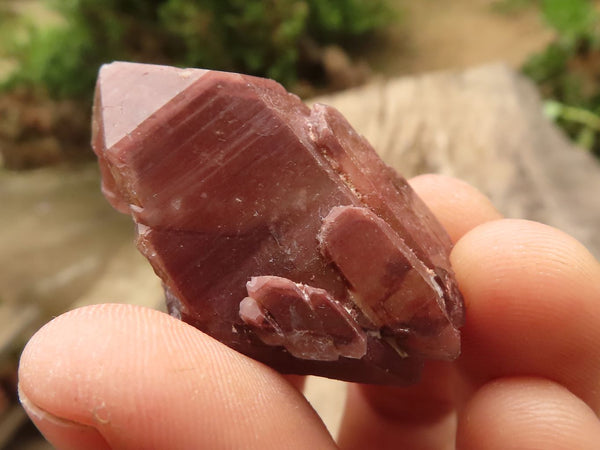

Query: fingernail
<box><xmin>18</xmin><ymin>383</ymin><xmax>111</xmax><ymax>450</ymax></box>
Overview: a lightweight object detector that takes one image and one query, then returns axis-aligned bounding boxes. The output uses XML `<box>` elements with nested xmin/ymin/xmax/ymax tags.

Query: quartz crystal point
<box><xmin>92</xmin><ymin>61</ymin><xmax>465</xmax><ymax>385</ymax></box>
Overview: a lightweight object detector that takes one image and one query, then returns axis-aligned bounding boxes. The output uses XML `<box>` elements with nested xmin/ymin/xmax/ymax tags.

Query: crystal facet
<box><xmin>92</xmin><ymin>61</ymin><xmax>464</xmax><ymax>385</ymax></box>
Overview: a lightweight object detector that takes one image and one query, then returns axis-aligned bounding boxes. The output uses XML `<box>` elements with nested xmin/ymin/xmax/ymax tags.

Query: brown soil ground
<box><xmin>369</xmin><ymin>0</ymin><xmax>554</xmax><ymax>76</ymax></box>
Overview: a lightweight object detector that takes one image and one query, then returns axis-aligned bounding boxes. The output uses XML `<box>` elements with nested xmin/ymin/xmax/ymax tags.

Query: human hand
<box><xmin>18</xmin><ymin>175</ymin><xmax>600</xmax><ymax>449</ymax></box>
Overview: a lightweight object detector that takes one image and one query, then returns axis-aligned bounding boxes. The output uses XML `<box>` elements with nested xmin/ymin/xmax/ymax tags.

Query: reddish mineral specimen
<box><xmin>92</xmin><ymin>61</ymin><xmax>464</xmax><ymax>385</ymax></box>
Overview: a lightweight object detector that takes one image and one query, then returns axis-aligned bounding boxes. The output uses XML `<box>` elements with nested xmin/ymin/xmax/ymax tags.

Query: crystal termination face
<box><xmin>92</xmin><ymin>61</ymin><xmax>464</xmax><ymax>385</ymax></box>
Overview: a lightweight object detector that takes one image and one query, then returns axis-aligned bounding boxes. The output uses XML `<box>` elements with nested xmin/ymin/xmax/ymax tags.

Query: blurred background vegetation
<box><xmin>1</xmin><ymin>0</ymin><xmax>393</xmax><ymax>97</ymax></box>
<box><xmin>0</xmin><ymin>0</ymin><xmax>394</xmax><ymax>169</ymax></box>
<box><xmin>1</xmin><ymin>0</ymin><xmax>600</xmax><ymax>170</ymax></box>
<box><xmin>498</xmin><ymin>0</ymin><xmax>600</xmax><ymax>157</ymax></box>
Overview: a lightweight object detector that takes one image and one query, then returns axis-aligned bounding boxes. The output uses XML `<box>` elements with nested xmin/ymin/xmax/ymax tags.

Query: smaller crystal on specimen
<box><xmin>92</xmin><ymin>62</ymin><xmax>464</xmax><ymax>385</ymax></box>
<box><xmin>240</xmin><ymin>276</ymin><xmax>368</xmax><ymax>361</ymax></box>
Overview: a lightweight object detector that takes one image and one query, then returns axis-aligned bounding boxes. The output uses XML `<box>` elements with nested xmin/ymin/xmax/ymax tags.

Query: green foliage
<box><xmin>2</xmin><ymin>0</ymin><xmax>394</xmax><ymax>100</ymax></box>
<box><xmin>306</xmin><ymin>0</ymin><xmax>391</xmax><ymax>42</ymax></box>
<box><xmin>158</xmin><ymin>0</ymin><xmax>312</xmax><ymax>83</ymax></box>
<box><xmin>518</xmin><ymin>0</ymin><xmax>600</xmax><ymax>157</ymax></box>
<box><xmin>4</xmin><ymin>22</ymin><xmax>98</xmax><ymax>98</ymax></box>
<box><xmin>158</xmin><ymin>0</ymin><xmax>392</xmax><ymax>84</ymax></box>
<box><xmin>540</xmin><ymin>0</ymin><xmax>597</xmax><ymax>43</ymax></box>
<box><xmin>0</xmin><ymin>5</ymin><xmax>20</xmax><ymax>53</ymax></box>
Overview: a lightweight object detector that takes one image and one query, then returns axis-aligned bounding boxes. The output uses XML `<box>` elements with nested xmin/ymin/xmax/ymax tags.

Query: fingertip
<box><xmin>409</xmin><ymin>174</ymin><xmax>502</xmax><ymax>242</ymax></box>
<box><xmin>451</xmin><ymin>219</ymin><xmax>600</xmax><ymax>410</ymax></box>
<box><xmin>19</xmin><ymin>304</ymin><xmax>335</xmax><ymax>449</ymax></box>
<box><xmin>457</xmin><ymin>377</ymin><xmax>600</xmax><ymax>450</ymax></box>
<box><xmin>18</xmin><ymin>384</ymin><xmax>111</xmax><ymax>450</ymax></box>
<box><xmin>452</xmin><ymin>219</ymin><xmax>599</xmax><ymax>291</ymax></box>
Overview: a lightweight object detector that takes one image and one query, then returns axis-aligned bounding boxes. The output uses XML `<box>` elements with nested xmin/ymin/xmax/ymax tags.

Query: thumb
<box><xmin>18</xmin><ymin>303</ymin><xmax>335</xmax><ymax>450</ymax></box>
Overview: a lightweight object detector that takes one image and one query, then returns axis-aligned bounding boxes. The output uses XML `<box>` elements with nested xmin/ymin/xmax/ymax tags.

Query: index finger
<box><xmin>408</xmin><ymin>174</ymin><xmax>503</xmax><ymax>242</ymax></box>
<box><xmin>337</xmin><ymin>174</ymin><xmax>503</xmax><ymax>449</ymax></box>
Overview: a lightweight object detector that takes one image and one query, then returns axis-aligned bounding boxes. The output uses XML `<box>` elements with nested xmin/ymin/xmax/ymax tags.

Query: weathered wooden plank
<box><xmin>315</xmin><ymin>64</ymin><xmax>600</xmax><ymax>258</ymax></box>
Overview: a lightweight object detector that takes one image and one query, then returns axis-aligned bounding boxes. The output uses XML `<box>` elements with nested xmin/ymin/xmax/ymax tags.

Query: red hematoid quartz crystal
<box><xmin>92</xmin><ymin>62</ymin><xmax>464</xmax><ymax>385</ymax></box>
